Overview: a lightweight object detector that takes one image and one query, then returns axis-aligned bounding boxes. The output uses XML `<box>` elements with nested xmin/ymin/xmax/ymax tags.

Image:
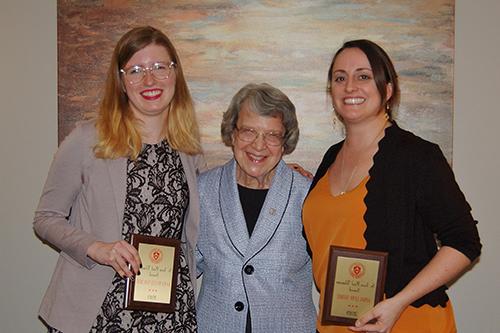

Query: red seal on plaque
<box><xmin>150</xmin><ymin>248</ymin><xmax>163</xmax><ymax>264</ymax></box>
<box><xmin>349</xmin><ymin>262</ymin><xmax>365</xmax><ymax>279</ymax></box>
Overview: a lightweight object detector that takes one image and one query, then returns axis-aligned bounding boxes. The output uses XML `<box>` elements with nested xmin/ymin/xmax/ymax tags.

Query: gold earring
<box><xmin>332</xmin><ymin>114</ymin><xmax>338</xmax><ymax>127</ymax></box>
<box><xmin>331</xmin><ymin>106</ymin><xmax>338</xmax><ymax>125</ymax></box>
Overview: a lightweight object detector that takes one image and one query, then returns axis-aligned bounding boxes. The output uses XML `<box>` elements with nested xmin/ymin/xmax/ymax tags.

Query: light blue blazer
<box><xmin>196</xmin><ymin>159</ymin><xmax>316</xmax><ymax>333</ymax></box>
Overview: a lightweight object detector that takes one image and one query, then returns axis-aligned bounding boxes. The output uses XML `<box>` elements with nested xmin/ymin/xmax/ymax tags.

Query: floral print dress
<box><xmin>88</xmin><ymin>141</ymin><xmax>197</xmax><ymax>333</ymax></box>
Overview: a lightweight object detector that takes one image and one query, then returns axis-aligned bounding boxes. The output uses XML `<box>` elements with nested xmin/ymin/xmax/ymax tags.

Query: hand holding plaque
<box><xmin>322</xmin><ymin>246</ymin><xmax>388</xmax><ymax>326</ymax></box>
<box><xmin>125</xmin><ymin>234</ymin><xmax>180</xmax><ymax>312</ymax></box>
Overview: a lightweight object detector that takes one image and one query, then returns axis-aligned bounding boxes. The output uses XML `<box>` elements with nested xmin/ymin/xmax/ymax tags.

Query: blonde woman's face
<box><xmin>122</xmin><ymin>44</ymin><xmax>176</xmax><ymax>123</ymax></box>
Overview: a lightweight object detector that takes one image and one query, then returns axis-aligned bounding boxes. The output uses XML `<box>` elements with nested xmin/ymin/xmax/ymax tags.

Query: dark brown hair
<box><xmin>327</xmin><ymin>39</ymin><xmax>400</xmax><ymax>119</ymax></box>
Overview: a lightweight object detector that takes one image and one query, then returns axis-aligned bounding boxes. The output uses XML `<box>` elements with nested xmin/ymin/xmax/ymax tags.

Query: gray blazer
<box><xmin>196</xmin><ymin>159</ymin><xmax>316</xmax><ymax>333</ymax></box>
<box><xmin>33</xmin><ymin>120</ymin><xmax>204</xmax><ymax>333</ymax></box>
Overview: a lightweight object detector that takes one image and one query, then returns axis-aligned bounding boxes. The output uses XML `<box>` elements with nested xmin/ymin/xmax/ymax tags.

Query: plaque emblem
<box><xmin>349</xmin><ymin>262</ymin><xmax>365</xmax><ymax>279</ymax></box>
<box><xmin>150</xmin><ymin>248</ymin><xmax>163</xmax><ymax>264</ymax></box>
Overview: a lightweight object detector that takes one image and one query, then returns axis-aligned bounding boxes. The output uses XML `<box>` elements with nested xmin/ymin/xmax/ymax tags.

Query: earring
<box><xmin>331</xmin><ymin>106</ymin><xmax>339</xmax><ymax>126</ymax></box>
<box><xmin>332</xmin><ymin>113</ymin><xmax>338</xmax><ymax>127</ymax></box>
<box><xmin>331</xmin><ymin>110</ymin><xmax>344</xmax><ymax>136</ymax></box>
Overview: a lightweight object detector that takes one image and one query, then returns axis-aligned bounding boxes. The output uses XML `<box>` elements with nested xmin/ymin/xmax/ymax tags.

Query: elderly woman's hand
<box><xmin>87</xmin><ymin>240</ymin><xmax>142</xmax><ymax>278</ymax></box>
<box><xmin>287</xmin><ymin>163</ymin><xmax>313</xmax><ymax>179</ymax></box>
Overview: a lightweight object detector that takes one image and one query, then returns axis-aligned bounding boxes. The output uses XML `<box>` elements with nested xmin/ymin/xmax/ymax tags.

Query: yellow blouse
<box><xmin>302</xmin><ymin>172</ymin><xmax>456</xmax><ymax>333</ymax></box>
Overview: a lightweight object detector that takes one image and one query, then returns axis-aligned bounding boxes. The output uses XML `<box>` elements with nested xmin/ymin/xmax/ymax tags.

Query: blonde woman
<box><xmin>34</xmin><ymin>26</ymin><xmax>203</xmax><ymax>333</ymax></box>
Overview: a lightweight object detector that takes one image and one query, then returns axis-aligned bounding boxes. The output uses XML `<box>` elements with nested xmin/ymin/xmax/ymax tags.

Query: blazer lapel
<box><xmin>245</xmin><ymin>160</ymin><xmax>293</xmax><ymax>259</ymax></box>
<box><xmin>219</xmin><ymin>159</ymin><xmax>250</xmax><ymax>257</ymax></box>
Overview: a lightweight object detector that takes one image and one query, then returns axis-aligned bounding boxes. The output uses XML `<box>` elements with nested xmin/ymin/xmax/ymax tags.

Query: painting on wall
<box><xmin>58</xmin><ymin>0</ymin><xmax>454</xmax><ymax>171</ymax></box>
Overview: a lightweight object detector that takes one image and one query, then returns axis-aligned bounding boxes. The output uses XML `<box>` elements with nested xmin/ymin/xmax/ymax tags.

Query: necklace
<box><xmin>338</xmin><ymin>118</ymin><xmax>388</xmax><ymax>195</ymax></box>
<box><xmin>338</xmin><ymin>149</ymin><xmax>357</xmax><ymax>196</ymax></box>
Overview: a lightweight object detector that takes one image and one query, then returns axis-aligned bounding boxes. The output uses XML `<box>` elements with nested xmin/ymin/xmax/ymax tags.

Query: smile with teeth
<box><xmin>247</xmin><ymin>152</ymin><xmax>266</xmax><ymax>163</ymax></box>
<box><xmin>344</xmin><ymin>97</ymin><xmax>365</xmax><ymax>105</ymax></box>
<box><xmin>141</xmin><ymin>89</ymin><xmax>163</xmax><ymax>100</ymax></box>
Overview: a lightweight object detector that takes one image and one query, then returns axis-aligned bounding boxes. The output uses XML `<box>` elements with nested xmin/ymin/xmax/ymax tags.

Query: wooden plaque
<box><xmin>322</xmin><ymin>246</ymin><xmax>388</xmax><ymax>326</ymax></box>
<box><xmin>125</xmin><ymin>234</ymin><xmax>180</xmax><ymax>312</ymax></box>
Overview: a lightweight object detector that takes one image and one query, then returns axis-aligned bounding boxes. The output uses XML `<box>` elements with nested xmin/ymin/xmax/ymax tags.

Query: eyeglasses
<box><xmin>120</xmin><ymin>61</ymin><xmax>176</xmax><ymax>85</ymax></box>
<box><xmin>235</xmin><ymin>127</ymin><xmax>284</xmax><ymax>146</ymax></box>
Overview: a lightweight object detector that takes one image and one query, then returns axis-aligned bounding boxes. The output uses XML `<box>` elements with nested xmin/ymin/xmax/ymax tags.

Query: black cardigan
<box><xmin>308</xmin><ymin>123</ymin><xmax>481</xmax><ymax>307</ymax></box>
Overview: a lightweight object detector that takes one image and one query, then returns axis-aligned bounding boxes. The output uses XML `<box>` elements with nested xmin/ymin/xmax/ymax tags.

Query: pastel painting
<box><xmin>58</xmin><ymin>0</ymin><xmax>454</xmax><ymax>171</ymax></box>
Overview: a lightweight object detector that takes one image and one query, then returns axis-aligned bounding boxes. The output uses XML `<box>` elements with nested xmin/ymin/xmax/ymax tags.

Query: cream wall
<box><xmin>0</xmin><ymin>0</ymin><xmax>498</xmax><ymax>332</ymax></box>
<box><xmin>0</xmin><ymin>1</ymin><xmax>58</xmax><ymax>333</ymax></box>
<box><xmin>451</xmin><ymin>1</ymin><xmax>500</xmax><ymax>331</ymax></box>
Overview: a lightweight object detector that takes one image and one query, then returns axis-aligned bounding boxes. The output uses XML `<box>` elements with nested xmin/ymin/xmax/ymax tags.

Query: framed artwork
<box><xmin>58</xmin><ymin>0</ymin><xmax>454</xmax><ymax>171</ymax></box>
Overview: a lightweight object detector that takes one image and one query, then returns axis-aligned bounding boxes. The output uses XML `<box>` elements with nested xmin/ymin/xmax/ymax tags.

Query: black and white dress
<box><xmin>88</xmin><ymin>141</ymin><xmax>197</xmax><ymax>332</ymax></box>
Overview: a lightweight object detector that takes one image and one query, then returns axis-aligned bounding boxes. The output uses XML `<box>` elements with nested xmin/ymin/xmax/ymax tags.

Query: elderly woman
<box><xmin>196</xmin><ymin>83</ymin><xmax>316</xmax><ymax>333</ymax></box>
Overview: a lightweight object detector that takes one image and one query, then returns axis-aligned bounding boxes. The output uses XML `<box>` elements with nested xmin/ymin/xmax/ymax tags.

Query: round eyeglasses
<box><xmin>120</xmin><ymin>61</ymin><xmax>176</xmax><ymax>85</ymax></box>
<box><xmin>235</xmin><ymin>127</ymin><xmax>284</xmax><ymax>146</ymax></box>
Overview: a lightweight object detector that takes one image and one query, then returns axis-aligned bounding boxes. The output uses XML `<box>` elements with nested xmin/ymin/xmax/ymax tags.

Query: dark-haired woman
<box><xmin>302</xmin><ymin>39</ymin><xmax>481</xmax><ymax>333</ymax></box>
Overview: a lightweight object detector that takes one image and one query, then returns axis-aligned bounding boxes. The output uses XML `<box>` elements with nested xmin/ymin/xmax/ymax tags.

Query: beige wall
<box><xmin>451</xmin><ymin>0</ymin><xmax>500</xmax><ymax>331</ymax></box>
<box><xmin>0</xmin><ymin>0</ymin><xmax>498</xmax><ymax>331</ymax></box>
<box><xmin>0</xmin><ymin>1</ymin><xmax>58</xmax><ymax>332</ymax></box>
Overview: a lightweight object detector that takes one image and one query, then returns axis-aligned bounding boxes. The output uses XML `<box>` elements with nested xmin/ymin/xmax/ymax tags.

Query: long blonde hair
<box><xmin>94</xmin><ymin>26</ymin><xmax>201</xmax><ymax>160</ymax></box>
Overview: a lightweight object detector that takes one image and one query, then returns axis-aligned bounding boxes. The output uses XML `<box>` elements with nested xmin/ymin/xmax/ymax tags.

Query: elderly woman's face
<box><xmin>232</xmin><ymin>105</ymin><xmax>285</xmax><ymax>188</ymax></box>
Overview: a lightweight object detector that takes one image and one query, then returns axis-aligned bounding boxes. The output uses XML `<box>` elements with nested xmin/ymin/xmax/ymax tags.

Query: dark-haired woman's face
<box><xmin>330</xmin><ymin>48</ymin><xmax>391</xmax><ymax>125</ymax></box>
<box><xmin>122</xmin><ymin>44</ymin><xmax>176</xmax><ymax>123</ymax></box>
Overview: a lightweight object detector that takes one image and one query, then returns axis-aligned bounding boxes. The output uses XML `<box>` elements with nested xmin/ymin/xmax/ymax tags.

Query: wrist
<box><xmin>390</xmin><ymin>290</ymin><xmax>415</xmax><ymax>310</ymax></box>
<box><xmin>86</xmin><ymin>240</ymin><xmax>102</xmax><ymax>258</ymax></box>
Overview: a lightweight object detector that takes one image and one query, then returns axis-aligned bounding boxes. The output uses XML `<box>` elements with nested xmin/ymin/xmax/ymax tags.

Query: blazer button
<box><xmin>244</xmin><ymin>265</ymin><xmax>254</xmax><ymax>275</ymax></box>
<box><xmin>234</xmin><ymin>301</ymin><xmax>244</xmax><ymax>312</ymax></box>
